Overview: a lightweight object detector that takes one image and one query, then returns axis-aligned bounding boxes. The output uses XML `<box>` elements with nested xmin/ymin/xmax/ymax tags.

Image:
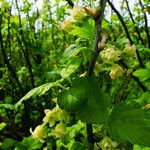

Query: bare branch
<box><xmin>125</xmin><ymin>0</ymin><xmax>145</xmax><ymax>46</ymax></box>
<box><xmin>66</xmin><ymin>0</ymin><xmax>74</xmax><ymax>8</ymax></box>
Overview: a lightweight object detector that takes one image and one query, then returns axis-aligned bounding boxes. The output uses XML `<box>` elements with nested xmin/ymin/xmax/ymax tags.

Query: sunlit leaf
<box><xmin>16</xmin><ymin>79</ymin><xmax>63</xmax><ymax>108</ymax></box>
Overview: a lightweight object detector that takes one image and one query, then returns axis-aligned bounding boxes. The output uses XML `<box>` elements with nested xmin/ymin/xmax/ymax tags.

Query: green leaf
<box><xmin>0</xmin><ymin>122</ymin><xmax>6</xmax><ymax>131</ymax></box>
<box><xmin>108</xmin><ymin>102</ymin><xmax>150</xmax><ymax>146</ymax></box>
<box><xmin>63</xmin><ymin>44</ymin><xmax>80</xmax><ymax>58</ymax></box>
<box><xmin>136</xmin><ymin>92</ymin><xmax>150</xmax><ymax>104</ymax></box>
<box><xmin>68</xmin><ymin>140</ymin><xmax>85</xmax><ymax>150</ymax></box>
<box><xmin>77</xmin><ymin>77</ymin><xmax>110</xmax><ymax>124</ymax></box>
<box><xmin>133</xmin><ymin>69</ymin><xmax>150</xmax><ymax>82</ymax></box>
<box><xmin>21</xmin><ymin>136</ymin><xmax>42</xmax><ymax>150</ymax></box>
<box><xmin>1</xmin><ymin>138</ymin><xmax>16</xmax><ymax>150</ymax></box>
<box><xmin>60</xmin><ymin>57</ymin><xmax>82</xmax><ymax>78</ymax></box>
<box><xmin>0</xmin><ymin>104</ymin><xmax>15</xmax><ymax>110</ymax></box>
<box><xmin>70</xmin><ymin>18</ymin><xmax>94</xmax><ymax>39</ymax></box>
<box><xmin>16</xmin><ymin>79</ymin><xmax>62</xmax><ymax>108</ymax></box>
<box><xmin>57</xmin><ymin>78</ymin><xmax>88</xmax><ymax>112</ymax></box>
<box><xmin>58</xmin><ymin>77</ymin><xmax>110</xmax><ymax>123</ymax></box>
<box><xmin>133</xmin><ymin>145</ymin><xmax>150</xmax><ymax>150</ymax></box>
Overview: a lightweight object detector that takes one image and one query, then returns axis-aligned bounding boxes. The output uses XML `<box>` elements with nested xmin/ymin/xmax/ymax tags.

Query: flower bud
<box><xmin>30</xmin><ymin>124</ymin><xmax>45</xmax><ymax>143</ymax></box>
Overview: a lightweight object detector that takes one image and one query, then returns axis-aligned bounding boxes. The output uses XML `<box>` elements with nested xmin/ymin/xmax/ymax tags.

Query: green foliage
<box><xmin>16</xmin><ymin>79</ymin><xmax>63</xmax><ymax>108</ymax></box>
<box><xmin>58</xmin><ymin>77</ymin><xmax>110</xmax><ymax>123</ymax></box>
<box><xmin>67</xmin><ymin>140</ymin><xmax>86</xmax><ymax>150</ymax></box>
<box><xmin>0</xmin><ymin>104</ymin><xmax>15</xmax><ymax>110</ymax></box>
<box><xmin>133</xmin><ymin>145</ymin><xmax>150</xmax><ymax>150</ymax></box>
<box><xmin>61</xmin><ymin>57</ymin><xmax>82</xmax><ymax>78</ymax></box>
<box><xmin>14</xmin><ymin>136</ymin><xmax>42</xmax><ymax>150</ymax></box>
<box><xmin>1</xmin><ymin>137</ymin><xmax>42</xmax><ymax>150</ymax></box>
<box><xmin>1</xmin><ymin>138</ymin><xmax>16</xmax><ymax>150</ymax></box>
<box><xmin>70</xmin><ymin>18</ymin><xmax>95</xmax><ymax>39</ymax></box>
<box><xmin>133</xmin><ymin>63</ymin><xmax>150</xmax><ymax>82</ymax></box>
<box><xmin>0</xmin><ymin>122</ymin><xmax>6</xmax><ymax>131</ymax></box>
<box><xmin>1</xmin><ymin>0</ymin><xmax>150</xmax><ymax>149</ymax></box>
<box><xmin>108</xmin><ymin>102</ymin><xmax>150</xmax><ymax>146</ymax></box>
<box><xmin>57</xmin><ymin>77</ymin><xmax>89</xmax><ymax>112</ymax></box>
<box><xmin>76</xmin><ymin>77</ymin><xmax>110</xmax><ymax>123</ymax></box>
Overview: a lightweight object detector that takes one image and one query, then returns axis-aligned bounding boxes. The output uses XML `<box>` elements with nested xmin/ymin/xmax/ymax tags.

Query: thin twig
<box><xmin>119</xmin><ymin>59</ymin><xmax>147</xmax><ymax>92</ymax></box>
<box><xmin>124</xmin><ymin>0</ymin><xmax>145</xmax><ymax>46</ymax></box>
<box><xmin>0</xmin><ymin>15</ymin><xmax>24</xmax><ymax>95</ymax></box>
<box><xmin>15</xmin><ymin>0</ymin><xmax>35</xmax><ymax>87</ymax></box>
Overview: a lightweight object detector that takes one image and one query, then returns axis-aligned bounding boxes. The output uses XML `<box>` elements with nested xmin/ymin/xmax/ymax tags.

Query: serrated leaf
<box><xmin>16</xmin><ymin>79</ymin><xmax>62</xmax><ymax>108</ymax></box>
<box><xmin>77</xmin><ymin>77</ymin><xmax>110</xmax><ymax>123</ymax></box>
<box><xmin>57</xmin><ymin>78</ymin><xmax>88</xmax><ymax>112</ymax></box>
<box><xmin>108</xmin><ymin>102</ymin><xmax>150</xmax><ymax>146</ymax></box>
<box><xmin>58</xmin><ymin>77</ymin><xmax>110</xmax><ymax>123</ymax></box>
<box><xmin>61</xmin><ymin>57</ymin><xmax>81</xmax><ymax>78</ymax></box>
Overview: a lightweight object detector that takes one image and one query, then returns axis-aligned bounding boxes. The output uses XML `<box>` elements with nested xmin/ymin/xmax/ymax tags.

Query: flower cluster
<box><xmin>60</xmin><ymin>18</ymin><xmax>74</xmax><ymax>31</ymax></box>
<box><xmin>98</xmin><ymin>43</ymin><xmax>138</xmax><ymax>79</ymax></box>
<box><xmin>43</xmin><ymin>105</ymin><xmax>71</xmax><ymax>127</ymax></box>
<box><xmin>100</xmin><ymin>47</ymin><xmax>120</xmax><ymax>62</ymax></box>
<box><xmin>30</xmin><ymin>105</ymin><xmax>71</xmax><ymax>142</ymax></box>
<box><xmin>60</xmin><ymin>6</ymin><xmax>86</xmax><ymax>31</ymax></box>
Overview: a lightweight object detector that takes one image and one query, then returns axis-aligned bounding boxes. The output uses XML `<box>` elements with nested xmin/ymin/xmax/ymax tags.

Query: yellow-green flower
<box><xmin>100</xmin><ymin>47</ymin><xmax>120</xmax><ymax>62</ymax></box>
<box><xmin>43</xmin><ymin>105</ymin><xmax>60</xmax><ymax>126</ymax></box>
<box><xmin>49</xmin><ymin>122</ymin><xmax>66</xmax><ymax>138</ymax></box>
<box><xmin>109</xmin><ymin>64</ymin><xmax>125</xmax><ymax>79</ymax></box>
<box><xmin>60</xmin><ymin>17</ymin><xmax>74</xmax><ymax>31</ymax></box>
<box><xmin>71</xmin><ymin>6</ymin><xmax>85</xmax><ymax>21</ymax></box>
<box><xmin>122</xmin><ymin>44</ymin><xmax>136</xmax><ymax>57</ymax></box>
<box><xmin>43</xmin><ymin>105</ymin><xmax>71</xmax><ymax>127</ymax></box>
<box><xmin>30</xmin><ymin>124</ymin><xmax>45</xmax><ymax>143</ymax></box>
<box><xmin>99</xmin><ymin>136</ymin><xmax>118</xmax><ymax>150</ymax></box>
